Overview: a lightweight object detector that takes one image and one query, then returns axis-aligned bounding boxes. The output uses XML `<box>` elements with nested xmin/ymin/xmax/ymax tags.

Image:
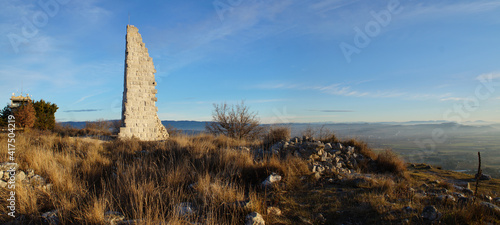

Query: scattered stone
<box><xmin>26</xmin><ymin>168</ymin><xmax>35</xmax><ymax>178</ymax></box>
<box><xmin>429</xmin><ymin>180</ymin><xmax>440</xmax><ymax>185</ymax></box>
<box><xmin>176</xmin><ymin>202</ymin><xmax>195</xmax><ymax>216</ymax></box>
<box><xmin>117</xmin><ymin>219</ymin><xmax>144</xmax><ymax>225</ymax></box>
<box><xmin>421</xmin><ymin>205</ymin><xmax>441</xmax><ymax>221</ymax></box>
<box><xmin>239</xmin><ymin>146</ymin><xmax>251</xmax><ymax>152</ymax></box>
<box><xmin>458</xmin><ymin>197</ymin><xmax>471</xmax><ymax>205</ymax></box>
<box><xmin>402</xmin><ymin>206</ymin><xmax>417</xmax><ymax>213</ymax></box>
<box><xmin>262</xmin><ymin>173</ymin><xmax>282</xmax><ymax>187</ymax></box>
<box><xmin>267</xmin><ymin>207</ymin><xmax>281</xmax><ymax>216</ymax></box>
<box><xmin>462</xmin><ymin>188</ymin><xmax>474</xmax><ymax>195</ymax></box>
<box><xmin>15</xmin><ymin>171</ymin><xmax>26</xmax><ymax>181</ymax></box>
<box><xmin>424</xmin><ymin>165</ymin><xmax>432</xmax><ymax>169</ymax></box>
<box><xmin>0</xmin><ymin>180</ymin><xmax>7</xmax><ymax>188</ymax></box>
<box><xmin>452</xmin><ymin>192</ymin><xmax>465</xmax><ymax>199</ymax></box>
<box><xmin>298</xmin><ymin>216</ymin><xmax>313</xmax><ymax>224</ymax></box>
<box><xmin>42</xmin><ymin>183</ymin><xmax>54</xmax><ymax>192</ymax></box>
<box><xmin>30</xmin><ymin>175</ymin><xmax>46</xmax><ymax>186</ymax></box>
<box><xmin>245</xmin><ymin>212</ymin><xmax>265</xmax><ymax>225</ymax></box>
<box><xmin>482</xmin><ymin>195</ymin><xmax>493</xmax><ymax>202</ymax></box>
<box><xmin>335</xmin><ymin>143</ymin><xmax>343</xmax><ymax>151</ymax></box>
<box><xmin>451</xmin><ymin>180</ymin><xmax>470</xmax><ymax>190</ymax></box>
<box><xmin>315</xmin><ymin>213</ymin><xmax>327</xmax><ymax>224</ymax></box>
<box><xmin>314</xmin><ymin>172</ymin><xmax>321</xmax><ymax>180</ymax></box>
<box><xmin>480</xmin><ymin>202</ymin><xmax>500</xmax><ymax>216</ymax></box>
<box><xmin>437</xmin><ymin>195</ymin><xmax>455</xmax><ymax>202</ymax></box>
<box><xmin>42</xmin><ymin>210</ymin><xmax>59</xmax><ymax>225</ymax></box>
<box><xmin>476</xmin><ymin>174</ymin><xmax>492</xmax><ymax>181</ymax></box>
<box><xmin>0</xmin><ymin>162</ymin><xmax>18</xmax><ymax>172</ymax></box>
<box><xmin>104</xmin><ymin>211</ymin><xmax>125</xmax><ymax>225</ymax></box>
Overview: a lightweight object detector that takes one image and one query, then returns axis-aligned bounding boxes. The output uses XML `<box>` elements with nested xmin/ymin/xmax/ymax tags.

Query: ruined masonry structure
<box><xmin>119</xmin><ymin>25</ymin><xmax>169</xmax><ymax>141</ymax></box>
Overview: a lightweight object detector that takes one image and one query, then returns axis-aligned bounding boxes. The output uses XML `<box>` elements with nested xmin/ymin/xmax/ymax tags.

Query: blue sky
<box><xmin>1</xmin><ymin>0</ymin><xmax>500</xmax><ymax>123</ymax></box>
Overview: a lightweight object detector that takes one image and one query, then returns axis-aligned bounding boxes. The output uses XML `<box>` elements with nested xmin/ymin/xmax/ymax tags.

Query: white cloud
<box><xmin>405</xmin><ymin>1</ymin><xmax>500</xmax><ymax>17</ymax></box>
<box><xmin>255</xmin><ymin>81</ymin><xmax>406</xmax><ymax>98</ymax></box>
<box><xmin>440</xmin><ymin>97</ymin><xmax>471</xmax><ymax>102</ymax></box>
<box><xmin>476</xmin><ymin>72</ymin><xmax>500</xmax><ymax>80</ymax></box>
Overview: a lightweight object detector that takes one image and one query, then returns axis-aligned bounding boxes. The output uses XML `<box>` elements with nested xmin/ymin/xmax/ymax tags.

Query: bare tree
<box><xmin>206</xmin><ymin>101</ymin><xmax>264</xmax><ymax>140</ymax></box>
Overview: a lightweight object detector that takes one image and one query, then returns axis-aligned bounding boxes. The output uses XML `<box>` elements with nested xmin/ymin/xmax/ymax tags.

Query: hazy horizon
<box><xmin>2</xmin><ymin>0</ymin><xmax>500</xmax><ymax>124</ymax></box>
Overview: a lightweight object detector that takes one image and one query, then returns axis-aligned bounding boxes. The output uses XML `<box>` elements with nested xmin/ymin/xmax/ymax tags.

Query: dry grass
<box><xmin>1</xmin><ymin>128</ymin><xmax>498</xmax><ymax>224</ymax></box>
<box><xmin>264</xmin><ymin>126</ymin><xmax>291</xmax><ymax>146</ymax></box>
<box><xmin>0</xmin><ymin>130</ymin><xmax>308</xmax><ymax>224</ymax></box>
<box><xmin>342</xmin><ymin>138</ymin><xmax>377</xmax><ymax>160</ymax></box>
<box><xmin>375</xmin><ymin>149</ymin><xmax>407</xmax><ymax>176</ymax></box>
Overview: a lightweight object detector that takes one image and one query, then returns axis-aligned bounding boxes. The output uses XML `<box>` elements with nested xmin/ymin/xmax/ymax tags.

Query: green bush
<box><xmin>33</xmin><ymin>99</ymin><xmax>58</xmax><ymax>130</ymax></box>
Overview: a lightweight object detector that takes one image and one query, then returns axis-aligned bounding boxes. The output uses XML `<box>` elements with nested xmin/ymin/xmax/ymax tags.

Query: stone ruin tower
<box><xmin>118</xmin><ymin>25</ymin><xmax>169</xmax><ymax>141</ymax></box>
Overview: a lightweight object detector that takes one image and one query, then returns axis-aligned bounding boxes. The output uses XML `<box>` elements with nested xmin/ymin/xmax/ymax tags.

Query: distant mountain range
<box><xmin>59</xmin><ymin>120</ymin><xmax>500</xmax><ymax>138</ymax></box>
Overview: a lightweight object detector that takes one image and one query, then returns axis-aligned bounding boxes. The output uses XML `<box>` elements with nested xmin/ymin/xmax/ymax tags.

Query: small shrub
<box><xmin>301</xmin><ymin>125</ymin><xmax>316</xmax><ymax>138</ymax></box>
<box><xmin>13</xmin><ymin>102</ymin><xmax>36</xmax><ymax>129</ymax></box>
<box><xmin>206</xmin><ymin>101</ymin><xmax>265</xmax><ymax>140</ymax></box>
<box><xmin>342</xmin><ymin>138</ymin><xmax>376</xmax><ymax>159</ymax></box>
<box><xmin>376</xmin><ymin>150</ymin><xmax>407</xmax><ymax>176</ymax></box>
<box><xmin>0</xmin><ymin>105</ymin><xmax>12</xmax><ymax>127</ymax></box>
<box><xmin>164</xmin><ymin>124</ymin><xmax>183</xmax><ymax>137</ymax></box>
<box><xmin>33</xmin><ymin>99</ymin><xmax>58</xmax><ymax>130</ymax></box>
<box><xmin>264</xmin><ymin>126</ymin><xmax>291</xmax><ymax>146</ymax></box>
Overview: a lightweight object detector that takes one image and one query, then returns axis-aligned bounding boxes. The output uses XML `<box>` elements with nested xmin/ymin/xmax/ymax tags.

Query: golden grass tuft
<box><xmin>375</xmin><ymin>150</ymin><xmax>407</xmax><ymax>176</ymax></box>
<box><xmin>264</xmin><ymin>126</ymin><xmax>291</xmax><ymax>146</ymax></box>
<box><xmin>342</xmin><ymin>138</ymin><xmax>377</xmax><ymax>160</ymax></box>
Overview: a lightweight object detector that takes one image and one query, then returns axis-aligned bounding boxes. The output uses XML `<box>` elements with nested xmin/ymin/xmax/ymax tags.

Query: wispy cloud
<box><xmin>476</xmin><ymin>72</ymin><xmax>500</xmax><ymax>80</ymax></box>
<box><xmin>256</xmin><ymin>82</ymin><xmax>405</xmax><ymax>98</ymax></box>
<box><xmin>73</xmin><ymin>92</ymin><xmax>104</xmax><ymax>105</ymax></box>
<box><xmin>170</xmin><ymin>98</ymin><xmax>288</xmax><ymax>105</ymax></box>
<box><xmin>64</xmin><ymin>109</ymin><xmax>103</xmax><ymax>113</ymax></box>
<box><xmin>405</xmin><ymin>1</ymin><xmax>500</xmax><ymax>17</ymax></box>
<box><xmin>247</xmin><ymin>99</ymin><xmax>289</xmax><ymax>104</ymax></box>
<box><xmin>308</xmin><ymin>109</ymin><xmax>354</xmax><ymax>113</ymax></box>
<box><xmin>440</xmin><ymin>97</ymin><xmax>470</xmax><ymax>102</ymax></box>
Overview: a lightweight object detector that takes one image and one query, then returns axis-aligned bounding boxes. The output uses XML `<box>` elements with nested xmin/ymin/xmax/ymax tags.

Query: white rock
<box><xmin>30</xmin><ymin>174</ymin><xmax>46</xmax><ymax>186</ymax></box>
<box><xmin>245</xmin><ymin>212</ymin><xmax>265</xmax><ymax>225</ymax></box>
<box><xmin>15</xmin><ymin>171</ymin><xmax>26</xmax><ymax>181</ymax></box>
<box><xmin>0</xmin><ymin>162</ymin><xmax>18</xmax><ymax>171</ymax></box>
<box><xmin>267</xmin><ymin>207</ymin><xmax>281</xmax><ymax>216</ymax></box>
<box><xmin>262</xmin><ymin>173</ymin><xmax>282</xmax><ymax>187</ymax></box>
<box><xmin>437</xmin><ymin>195</ymin><xmax>455</xmax><ymax>202</ymax></box>
<box><xmin>104</xmin><ymin>211</ymin><xmax>125</xmax><ymax>225</ymax></box>
<box><xmin>0</xmin><ymin>180</ymin><xmax>7</xmax><ymax>188</ymax></box>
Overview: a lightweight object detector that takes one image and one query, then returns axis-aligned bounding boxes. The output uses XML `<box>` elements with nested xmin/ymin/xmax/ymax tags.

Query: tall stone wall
<box><xmin>118</xmin><ymin>25</ymin><xmax>169</xmax><ymax>141</ymax></box>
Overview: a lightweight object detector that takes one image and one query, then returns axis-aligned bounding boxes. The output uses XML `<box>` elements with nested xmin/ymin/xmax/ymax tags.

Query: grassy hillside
<box><xmin>0</xmin><ymin>129</ymin><xmax>499</xmax><ymax>224</ymax></box>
